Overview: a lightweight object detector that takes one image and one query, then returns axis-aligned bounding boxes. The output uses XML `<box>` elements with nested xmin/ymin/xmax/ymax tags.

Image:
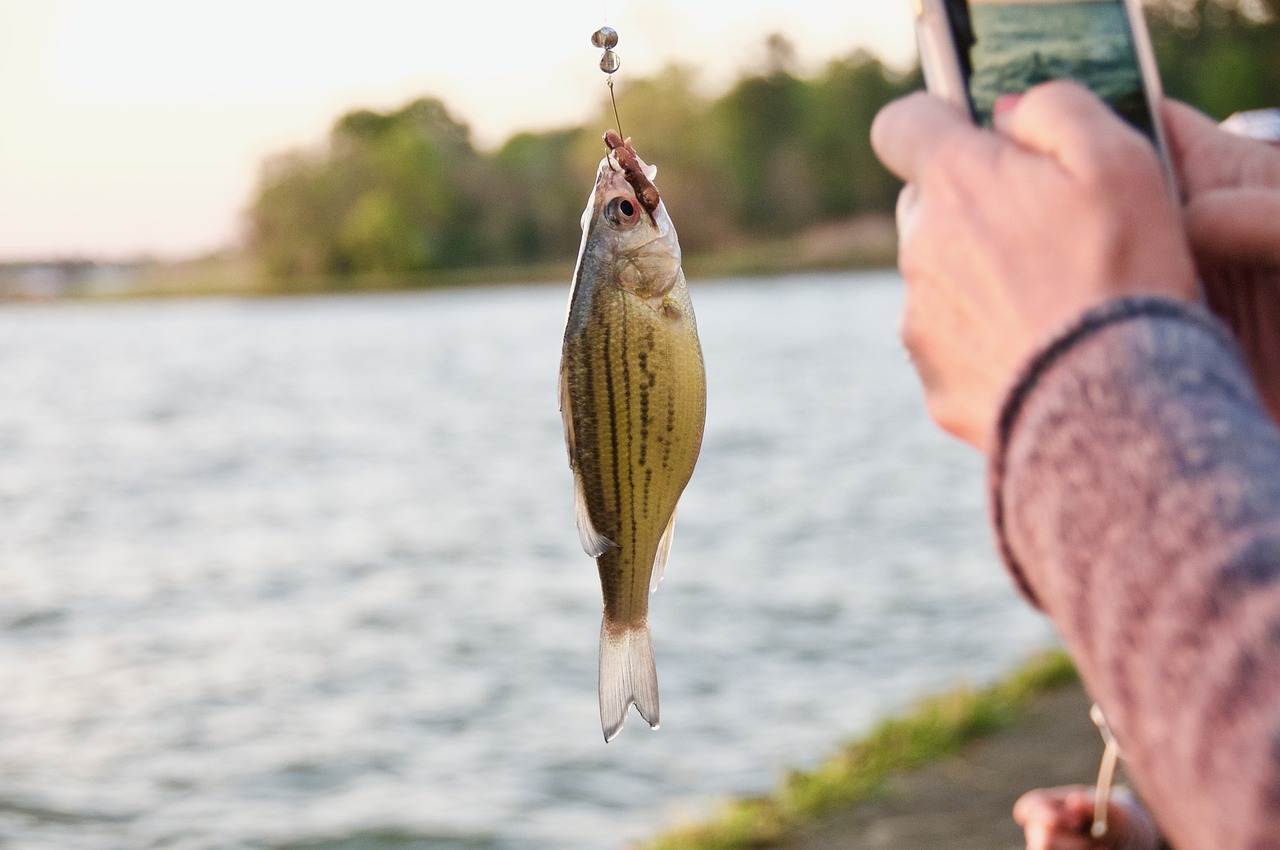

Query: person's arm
<box><xmin>871</xmin><ymin>84</ymin><xmax>1280</xmax><ymax>849</ymax></box>
<box><xmin>1163</xmin><ymin>101</ymin><xmax>1280</xmax><ymax>423</ymax></box>
<box><xmin>994</xmin><ymin>294</ymin><xmax>1280</xmax><ymax>850</ymax></box>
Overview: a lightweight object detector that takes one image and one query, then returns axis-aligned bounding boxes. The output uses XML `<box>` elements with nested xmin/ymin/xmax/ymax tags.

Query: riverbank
<box><xmin>638</xmin><ymin>651</ymin><xmax>1110</xmax><ymax>850</ymax></box>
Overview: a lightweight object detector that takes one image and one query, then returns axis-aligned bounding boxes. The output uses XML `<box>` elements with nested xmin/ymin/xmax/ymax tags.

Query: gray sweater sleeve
<box><xmin>990</xmin><ymin>297</ymin><xmax>1280</xmax><ymax>850</ymax></box>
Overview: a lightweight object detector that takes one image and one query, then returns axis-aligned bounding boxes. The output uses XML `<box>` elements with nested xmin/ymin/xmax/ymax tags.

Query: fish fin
<box><xmin>650</xmin><ymin>512</ymin><xmax>676</xmax><ymax>592</ymax></box>
<box><xmin>561</xmin><ymin>365</ymin><xmax>615</xmax><ymax>557</ymax></box>
<box><xmin>599</xmin><ymin>620</ymin><xmax>659</xmax><ymax>742</ymax></box>
<box><xmin>575</xmin><ymin>475</ymin><xmax>615</xmax><ymax>558</ymax></box>
<box><xmin>558</xmin><ymin>364</ymin><xmax>575</xmax><ymax>465</ymax></box>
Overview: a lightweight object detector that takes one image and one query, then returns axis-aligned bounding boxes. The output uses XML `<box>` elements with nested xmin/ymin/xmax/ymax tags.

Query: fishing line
<box><xmin>607</xmin><ymin>79</ymin><xmax>622</xmax><ymax>139</ymax></box>
<box><xmin>591</xmin><ymin>2</ymin><xmax>624</xmax><ymax>137</ymax></box>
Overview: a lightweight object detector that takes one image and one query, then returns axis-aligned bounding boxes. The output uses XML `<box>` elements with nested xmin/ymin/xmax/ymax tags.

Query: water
<box><xmin>967</xmin><ymin>1</ymin><xmax>1154</xmax><ymax>137</ymax></box>
<box><xmin>0</xmin><ymin>272</ymin><xmax>1054</xmax><ymax>850</ymax></box>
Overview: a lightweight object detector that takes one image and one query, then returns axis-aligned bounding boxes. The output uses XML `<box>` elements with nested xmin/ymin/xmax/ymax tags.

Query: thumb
<box><xmin>996</xmin><ymin>80</ymin><xmax>1157</xmax><ymax>179</ymax></box>
<box><xmin>1186</xmin><ymin>188</ymin><xmax>1280</xmax><ymax>267</ymax></box>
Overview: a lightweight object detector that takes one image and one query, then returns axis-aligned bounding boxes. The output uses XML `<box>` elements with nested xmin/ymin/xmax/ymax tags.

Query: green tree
<box><xmin>249</xmin><ymin>150</ymin><xmax>345</xmax><ymax>279</ymax></box>
<box><xmin>1149</xmin><ymin>0</ymin><xmax>1280</xmax><ymax>118</ymax></box>
<box><xmin>804</xmin><ymin>51</ymin><xmax>920</xmax><ymax>218</ymax></box>
<box><xmin>712</xmin><ymin>34</ymin><xmax>816</xmax><ymax>233</ymax></box>
<box><xmin>250</xmin><ymin>97</ymin><xmax>505</xmax><ymax>277</ymax></box>
<box><xmin>493</xmin><ymin>128</ymin><xmax>584</xmax><ymax>263</ymax></box>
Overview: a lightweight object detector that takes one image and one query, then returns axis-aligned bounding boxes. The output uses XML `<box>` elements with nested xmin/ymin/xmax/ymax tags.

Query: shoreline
<box><xmin>0</xmin><ymin>214</ymin><xmax>898</xmax><ymax>302</ymax></box>
<box><xmin>637</xmin><ymin>650</ymin><xmax>1108</xmax><ymax>850</ymax></box>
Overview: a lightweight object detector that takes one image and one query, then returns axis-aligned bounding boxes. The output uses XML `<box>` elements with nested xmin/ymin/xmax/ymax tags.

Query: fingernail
<box><xmin>993</xmin><ymin>94</ymin><xmax>1022</xmax><ymax>130</ymax></box>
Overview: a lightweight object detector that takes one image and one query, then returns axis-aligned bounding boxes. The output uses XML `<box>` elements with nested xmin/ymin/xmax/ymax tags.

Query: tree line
<box><xmin>248</xmin><ymin>0</ymin><xmax>1278</xmax><ymax>282</ymax></box>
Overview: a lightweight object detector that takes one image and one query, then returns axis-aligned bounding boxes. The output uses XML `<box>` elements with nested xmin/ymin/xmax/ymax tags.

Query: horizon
<box><xmin>0</xmin><ymin>0</ymin><xmax>917</xmax><ymax>263</ymax></box>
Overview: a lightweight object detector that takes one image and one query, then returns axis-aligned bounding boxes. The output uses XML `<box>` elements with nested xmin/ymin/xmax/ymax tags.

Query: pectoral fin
<box><xmin>561</xmin><ymin>367</ymin><xmax>615</xmax><ymax>558</ymax></box>
<box><xmin>575</xmin><ymin>475</ymin><xmax>615</xmax><ymax>558</ymax></box>
<box><xmin>558</xmin><ymin>364</ymin><xmax>575</xmax><ymax>466</ymax></box>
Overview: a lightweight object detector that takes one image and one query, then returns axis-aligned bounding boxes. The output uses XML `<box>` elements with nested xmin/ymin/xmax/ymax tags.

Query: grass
<box><xmin>638</xmin><ymin>649</ymin><xmax>1077</xmax><ymax>850</ymax></box>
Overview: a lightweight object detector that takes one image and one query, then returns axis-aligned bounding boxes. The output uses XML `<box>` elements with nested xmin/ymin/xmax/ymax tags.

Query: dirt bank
<box><xmin>775</xmin><ymin>681</ymin><xmax>1116</xmax><ymax>850</ymax></box>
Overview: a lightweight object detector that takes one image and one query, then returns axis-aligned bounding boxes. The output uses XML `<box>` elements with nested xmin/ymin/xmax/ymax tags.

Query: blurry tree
<box><xmin>247</xmin><ymin>2</ymin><xmax>1276</xmax><ymax>284</ymax></box>
<box><xmin>330</xmin><ymin>98</ymin><xmax>488</xmax><ymax>271</ymax></box>
<box><xmin>250</xmin><ymin>97</ymin><xmax>502</xmax><ymax>277</ymax></box>
<box><xmin>803</xmin><ymin>51</ymin><xmax>921</xmax><ymax>218</ymax></box>
<box><xmin>250</xmin><ymin>150</ymin><xmax>344</xmax><ymax>279</ymax></box>
<box><xmin>1148</xmin><ymin>0</ymin><xmax>1280</xmax><ymax>118</ymax></box>
<box><xmin>713</xmin><ymin>34</ymin><xmax>817</xmax><ymax>233</ymax></box>
<box><xmin>494</xmin><ymin>128</ymin><xmax>585</xmax><ymax>263</ymax></box>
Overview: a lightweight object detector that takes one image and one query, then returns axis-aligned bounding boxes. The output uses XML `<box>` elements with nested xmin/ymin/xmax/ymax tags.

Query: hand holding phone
<box><xmin>870</xmin><ymin>83</ymin><xmax>1198</xmax><ymax>448</ymax></box>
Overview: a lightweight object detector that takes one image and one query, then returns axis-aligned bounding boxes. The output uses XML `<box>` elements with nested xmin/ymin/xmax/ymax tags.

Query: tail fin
<box><xmin>598</xmin><ymin>620</ymin><xmax>659</xmax><ymax>742</ymax></box>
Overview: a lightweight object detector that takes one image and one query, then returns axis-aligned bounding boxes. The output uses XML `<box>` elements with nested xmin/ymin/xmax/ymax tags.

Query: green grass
<box><xmin>639</xmin><ymin>649</ymin><xmax>1077</xmax><ymax>850</ymax></box>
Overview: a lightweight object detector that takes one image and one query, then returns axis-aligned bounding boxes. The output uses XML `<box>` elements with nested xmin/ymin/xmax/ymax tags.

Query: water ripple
<box><xmin>0</xmin><ymin>275</ymin><xmax>1053</xmax><ymax>849</ymax></box>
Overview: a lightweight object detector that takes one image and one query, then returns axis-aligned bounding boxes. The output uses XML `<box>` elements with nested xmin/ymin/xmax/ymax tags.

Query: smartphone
<box><xmin>912</xmin><ymin>0</ymin><xmax>1174</xmax><ymax>187</ymax></box>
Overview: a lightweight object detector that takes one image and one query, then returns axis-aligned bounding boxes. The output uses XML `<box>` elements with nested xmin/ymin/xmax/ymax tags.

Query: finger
<box><xmin>993</xmin><ymin>93</ymin><xmax>1024</xmax><ymax>132</ymax></box>
<box><xmin>871</xmin><ymin>91</ymin><xmax>977</xmax><ymax>182</ymax></box>
<box><xmin>1024</xmin><ymin>823</ymin><xmax>1096</xmax><ymax>850</ymax></box>
<box><xmin>1161</xmin><ymin>99</ymin><xmax>1229</xmax><ymax>195</ymax></box>
<box><xmin>1162</xmin><ymin>99</ymin><xmax>1280</xmax><ymax>197</ymax></box>
<box><xmin>998</xmin><ymin>80</ymin><xmax>1155</xmax><ymax>179</ymax></box>
<box><xmin>1024</xmin><ymin>820</ymin><xmax>1054</xmax><ymax>850</ymax></box>
<box><xmin>895</xmin><ymin>183</ymin><xmax>920</xmax><ymax>245</ymax></box>
<box><xmin>1059</xmin><ymin>790</ymin><xmax>1097</xmax><ymax>833</ymax></box>
<box><xmin>1014</xmin><ymin>787</ymin><xmax>1092</xmax><ymax>826</ymax></box>
<box><xmin>1186</xmin><ymin>188</ymin><xmax>1280</xmax><ymax>267</ymax></box>
<box><xmin>1014</xmin><ymin>790</ymin><xmax>1062</xmax><ymax>827</ymax></box>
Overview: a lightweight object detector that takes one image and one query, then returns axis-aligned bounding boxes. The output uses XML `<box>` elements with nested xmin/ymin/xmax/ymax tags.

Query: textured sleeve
<box><xmin>990</xmin><ymin>297</ymin><xmax>1280</xmax><ymax>850</ymax></box>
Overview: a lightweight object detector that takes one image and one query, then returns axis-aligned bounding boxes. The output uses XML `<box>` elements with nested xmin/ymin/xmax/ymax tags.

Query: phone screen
<box><xmin>945</xmin><ymin>0</ymin><xmax>1158</xmax><ymax>142</ymax></box>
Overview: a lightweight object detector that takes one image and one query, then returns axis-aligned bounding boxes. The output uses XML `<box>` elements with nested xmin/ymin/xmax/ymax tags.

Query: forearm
<box><xmin>991</xmin><ymin>297</ymin><xmax>1280</xmax><ymax>850</ymax></box>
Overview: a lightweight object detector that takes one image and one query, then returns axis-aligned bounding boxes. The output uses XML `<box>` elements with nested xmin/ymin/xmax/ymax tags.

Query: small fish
<box><xmin>559</xmin><ymin>131</ymin><xmax>707</xmax><ymax>742</ymax></box>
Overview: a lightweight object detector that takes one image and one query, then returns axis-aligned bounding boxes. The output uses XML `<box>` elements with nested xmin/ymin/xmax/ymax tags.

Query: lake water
<box><xmin>0</xmin><ymin>272</ymin><xmax>1055</xmax><ymax>850</ymax></box>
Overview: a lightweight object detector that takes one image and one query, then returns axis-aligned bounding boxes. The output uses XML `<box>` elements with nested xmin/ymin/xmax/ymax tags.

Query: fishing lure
<box><xmin>591</xmin><ymin>25</ymin><xmax>624</xmax><ymax>136</ymax></box>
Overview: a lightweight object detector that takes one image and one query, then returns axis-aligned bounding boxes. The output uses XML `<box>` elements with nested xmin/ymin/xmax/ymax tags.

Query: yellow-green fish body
<box><xmin>559</xmin><ymin>132</ymin><xmax>706</xmax><ymax>742</ymax></box>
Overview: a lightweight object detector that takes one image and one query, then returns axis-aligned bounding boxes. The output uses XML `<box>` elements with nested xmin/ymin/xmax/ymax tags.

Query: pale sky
<box><xmin>0</xmin><ymin>1</ymin><xmax>917</xmax><ymax>261</ymax></box>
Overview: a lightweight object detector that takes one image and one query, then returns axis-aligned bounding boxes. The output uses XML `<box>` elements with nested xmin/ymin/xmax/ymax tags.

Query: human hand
<box><xmin>1163</xmin><ymin>101</ymin><xmax>1280</xmax><ymax>422</ymax></box>
<box><xmin>1013</xmin><ymin>785</ymin><xmax>1163</xmax><ymax>850</ymax></box>
<box><xmin>870</xmin><ymin>82</ymin><xmax>1198</xmax><ymax>451</ymax></box>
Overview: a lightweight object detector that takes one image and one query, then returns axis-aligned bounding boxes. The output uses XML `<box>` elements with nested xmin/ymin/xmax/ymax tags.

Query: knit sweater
<box><xmin>991</xmin><ymin>297</ymin><xmax>1280</xmax><ymax>850</ymax></box>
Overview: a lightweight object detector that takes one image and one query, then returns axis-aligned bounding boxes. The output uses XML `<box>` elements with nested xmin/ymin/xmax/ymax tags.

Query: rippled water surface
<box><xmin>0</xmin><ymin>272</ymin><xmax>1053</xmax><ymax>849</ymax></box>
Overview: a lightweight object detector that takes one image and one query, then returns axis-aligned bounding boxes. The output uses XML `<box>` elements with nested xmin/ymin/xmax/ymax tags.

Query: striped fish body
<box><xmin>559</xmin><ymin>133</ymin><xmax>706</xmax><ymax>742</ymax></box>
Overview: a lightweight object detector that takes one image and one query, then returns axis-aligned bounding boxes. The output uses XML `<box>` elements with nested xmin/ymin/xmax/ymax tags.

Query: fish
<box><xmin>558</xmin><ymin>131</ymin><xmax>707</xmax><ymax>742</ymax></box>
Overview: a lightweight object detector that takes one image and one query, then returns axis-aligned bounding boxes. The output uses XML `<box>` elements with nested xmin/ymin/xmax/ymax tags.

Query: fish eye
<box><xmin>605</xmin><ymin>197</ymin><xmax>639</xmax><ymax>228</ymax></box>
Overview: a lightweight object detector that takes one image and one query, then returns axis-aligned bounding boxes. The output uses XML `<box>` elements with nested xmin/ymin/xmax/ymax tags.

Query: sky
<box><xmin>0</xmin><ymin>1</ymin><xmax>918</xmax><ymax>261</ymax></box>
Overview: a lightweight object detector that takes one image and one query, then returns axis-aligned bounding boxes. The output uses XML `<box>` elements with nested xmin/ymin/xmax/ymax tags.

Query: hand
<box><xmin>1163</xmin><ymin>102</ymin><xmax>1280</xmax><ymax>422</ymax></box>
<box><xmin>1013</xmin><ymin>785</ymin><xmax>1163</xmax><ymax>850</ymax></box>
<box><xmin>870</xmin><ymin>82</ymin><xmax>1198</xmax><ymax>451</ymax></box>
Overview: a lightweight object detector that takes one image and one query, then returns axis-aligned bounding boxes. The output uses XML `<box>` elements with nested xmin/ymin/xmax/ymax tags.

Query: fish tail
<box><xmin>598</xmin><ymin>619</ymin><xmax>659</xmax><ymax>742</ymax></box>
